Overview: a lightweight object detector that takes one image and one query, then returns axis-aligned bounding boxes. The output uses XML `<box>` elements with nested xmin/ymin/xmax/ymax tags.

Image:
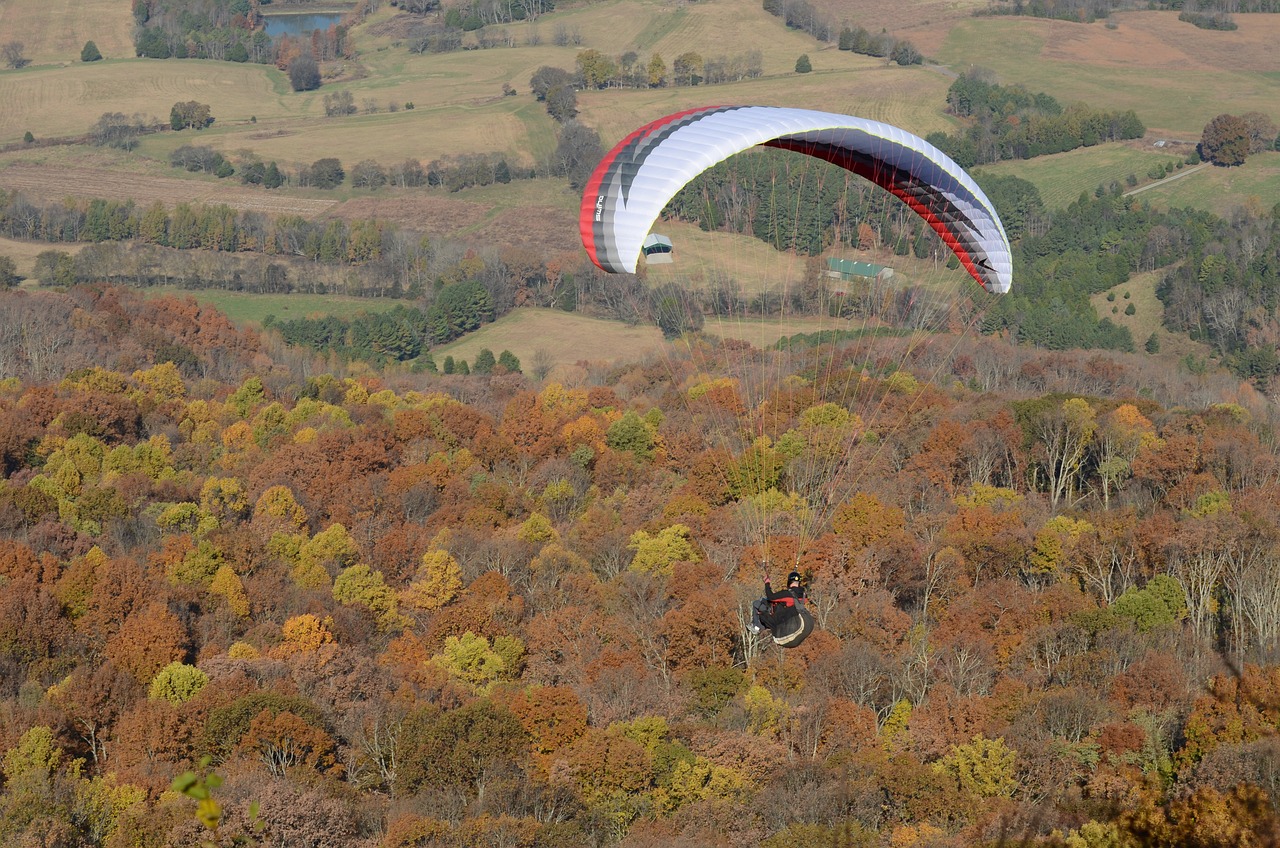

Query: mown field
<box><xmin>977</xmin><ymin>142</ymin><xmax>1192</xmax><ymax>210</ymax></box>
<box><xmin>0</xmin><ymin>0</ymin><xmax>133</xmax><ymax>66</ymax></box>
<box><xmin>433</xmin><ymin>306</ymin><xmax>874</xmax><ymax>377</ymax></box>
<box><xmin>0</xmin><ymin>60</ymin><xmax>296</xmax><ymax>145</ymax></box>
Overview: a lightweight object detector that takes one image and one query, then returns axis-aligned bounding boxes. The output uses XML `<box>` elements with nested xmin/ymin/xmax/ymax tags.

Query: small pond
<box><xmin>261</xmin><ymin>12</ymin><xmax>346</xmax><ymax>37</ymax></box>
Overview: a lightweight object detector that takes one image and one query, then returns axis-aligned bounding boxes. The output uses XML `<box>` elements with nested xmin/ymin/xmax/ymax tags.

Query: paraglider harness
<box><xmin>755</xmin><ymin>571</ymin><xmax>815</xmax><ymax>648</ymax></box>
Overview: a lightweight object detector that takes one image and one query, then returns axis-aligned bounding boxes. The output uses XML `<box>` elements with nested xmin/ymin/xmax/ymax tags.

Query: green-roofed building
<box><xmin>826</xmin><ymin>258</ymin><xmax>894</xmax><ymax>282</ymax></box>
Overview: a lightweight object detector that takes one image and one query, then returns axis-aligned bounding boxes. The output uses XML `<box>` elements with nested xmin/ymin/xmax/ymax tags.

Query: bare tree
<box><xmin>1</xmin><ymin>41</ymin><xmax>28</xmax><ymax>69</ymax></box>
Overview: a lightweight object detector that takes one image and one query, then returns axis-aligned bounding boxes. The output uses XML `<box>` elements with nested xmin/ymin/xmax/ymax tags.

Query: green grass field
<box><xmin>977</xmin><ymin>143</ymin><xmax>1191</xmax><ymax>209</ymax></box>
<box><xmin>1127</xmin><ymin>151</ymin><xmax>1280</xmax><ymax>216</ymax></box>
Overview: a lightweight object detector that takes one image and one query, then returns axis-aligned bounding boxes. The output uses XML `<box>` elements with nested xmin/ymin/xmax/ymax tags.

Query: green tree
<box><xmin>432</xmin><ymin>632</ymin><xmax>525</xmax><ymax>691</ymax></box>
<box><xmin>794</xmin><ymin>54</ymin><xmax>812</xmax><ymax>73</ymax></box>
<box><xmin>333</xmin><ymin>565</ymin><xmax>408</xmax><ymax>631</ymax></box>
<box><xmin>1112</xmin><ymin>574</ymin><xmax>1187</xmax><ymax>632</ymax></box>
<box><xmin>497</xmin><ymin>350</ymin><xmax>521</xmax><ymax>373</ymax></box>
<box><xmin>399</xmin><ymin>700</ymin><xmax>528</xmax><ymax>796</ymax></box>
<box><xmin>473</xmin><ymin>348</ymin><xmax>496</xmax><ymax>374</ymax></box>
<box><xmin>148</xmin><ymin>662</ymin><xmax>210</xmax><ymax>705</ymax></box>
<box><xmin>33</xmin><ymin>249</ymin><xmax>75</xmax><ymax>285</ymax></box>
<box><xmin>81</xmin><ymin>40</ymin><xmax>102</xmax><ymax>61</ymax></box>
<box><xmin>576</xmin><ymin>49</ymin><xmax>617</xmax><ymax>88</ymax></box>
<box><xmin>936</xmin><ymin>735</ymin><xmax>1019</xmax><ymax>798</ymax></box>
<box><xmin>606</xmin><ymin>411</ymin><xmax>655</xmax><ymax>460</ymax></box>
<box><xmin>307</xmin><ymin>158</ymin><xmax>345</xmax><ymax>189</ymax></box>
<box><xmin>1145</xmin><ymin>333</ymin><xmax>1160</xmax><ymax>353</ymax></box>
<box><xmin>169</xmin><ymin>101</ymin><xmax>213</xmax><ymax>130</ymax></box>
<box><xmin>628</xmin><ymin>524</ymin><xmax>699</xmax><ymax>574</ymax></box>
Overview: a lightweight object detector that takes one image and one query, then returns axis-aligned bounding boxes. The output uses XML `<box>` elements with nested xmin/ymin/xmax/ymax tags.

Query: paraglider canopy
<box><xmin>580</xmin><ymin>105</ymin><xmax>1013</xmax><ymax>294</ymax></box>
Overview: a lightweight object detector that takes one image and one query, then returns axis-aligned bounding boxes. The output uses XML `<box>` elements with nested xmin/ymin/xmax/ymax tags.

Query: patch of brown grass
<box><xmin>1048</xmin><ymin>11</ymin><xmax>1280</xmax><ymax>73</ymax></box>
<box><xmin>0</xmin><ymin>236</ymin><xmax>84</xmax><ymax>279</ymax></box>
<box><xmin>331</xmin><ymin>195</ymin><xmax>493</xmax><ymax>232</ymax></box>
<box><xmin>0</xmin><ymin>163</ymin><xmax>339</xmax><ymax>217</ymax></box>
<box><xmin>433</xmin><ymin>307</ymin><xmax>667</xmax><ymax>377</ymax></box>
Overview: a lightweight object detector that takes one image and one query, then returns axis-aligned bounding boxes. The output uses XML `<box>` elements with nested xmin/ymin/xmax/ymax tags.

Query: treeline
<box><xmin>837</xmin><ymin>25</ymin><xmax>922</xmax><ymax>65</ymax></box>
<box><xmin>986</xmin><ymin>191</ymin><xmax>1165</xmax><ymax>352</ymax></box>
<box><xmin>132</xmin><ymin>0</ymin><xmax>356</xmax><ymax>62</ymax></box>
<box><xmin>0</xmin><ymin>193</ymin><xmax>392</xmax><ymax>263</ymax></box>
<box><xmin>164</xmin><ymin>143</ymin><xmax>524</xmax><ymax>192</ymax></box>
<box><xmin>664</xmin><ymin>147</ymin><xmax>918</xmax><ymax>256</ymax></box>
<box><xmin>981</xmin><ymin>0</ymin><xmax>1280</xmax><ymax>23</ymax></box>
<box><xmin>984</xmin><ymin>191</ymin><xmax>1280</xmax><ymax>359</ymax></box>
<box><xmin>265</xmin><ymin>282</ymin><xmax>494</xmax><ymax>361</ymax></box>
<box><xmin>926</xmin><ymin>71</ymin><xmax>1145</xmax><ymax>167</ymax></box>
<box><xmin>762</xmin><ymin>0</ymin><xmax>833</xmax><ymax>41</ymax></box>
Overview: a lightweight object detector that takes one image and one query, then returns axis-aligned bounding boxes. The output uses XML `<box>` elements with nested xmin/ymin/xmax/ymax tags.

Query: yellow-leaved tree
<box><xmin>402</xmin><ymin>549</ymin><xmax>463</xmax><ymax>612</ymax></box>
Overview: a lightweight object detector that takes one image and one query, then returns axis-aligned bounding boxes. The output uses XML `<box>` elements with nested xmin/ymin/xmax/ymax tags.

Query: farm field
<box><xmin>931</xmin><ymin>13</ymin><xmax>1280</xmax><ymax>137</ymax></box>
<box><xmin>976</xmin><ymin>141</ymin><xmax>1192</xmax><ymax>210</ymax></box>
<box><xmin>140</xmin><ymin>286</ymin><xmax>409</xmax><ymax>327</ymax></box>
<box><xmin>0</xmin><ymin>60</ymin><xmax>296</xmax><ymax>146</ymax></box>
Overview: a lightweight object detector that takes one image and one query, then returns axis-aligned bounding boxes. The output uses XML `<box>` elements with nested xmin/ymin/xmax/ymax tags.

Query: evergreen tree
<box><xmin>498</xmin><ymin>350</ymin><xmax>521</xmax><ymax>373</ymax></box>
<box><xmin>81</xmin><ymin>41</ymin><xmax>102</xmax><ymax>62</ymax></box>
<box><xmin>473</xmin><ymin>348</ymin><xmax>496</xmax><ymax>374</ymax></box>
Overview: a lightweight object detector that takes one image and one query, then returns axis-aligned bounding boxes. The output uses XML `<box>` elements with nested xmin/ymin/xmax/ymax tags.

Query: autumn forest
<box><xmin>3</xmin><ymin>281</ymin><xmax>1280</xmax><ymax>847</ymax></box>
